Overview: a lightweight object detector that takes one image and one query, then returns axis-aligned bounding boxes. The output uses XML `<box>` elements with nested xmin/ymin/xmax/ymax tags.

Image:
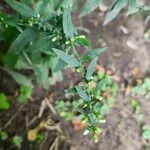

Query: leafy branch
<box><xmin>0</xmin><ymin>0</ymin><xmax>149</xmax><ymax>143</ymax></box>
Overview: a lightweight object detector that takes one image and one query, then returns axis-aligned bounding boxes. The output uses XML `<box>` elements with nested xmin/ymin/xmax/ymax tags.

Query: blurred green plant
<box><xmin>35</xmin><ymin>133</ymin><xmax>45</xmax><ymax>144</ymax></box>
<box><xmin>17</xmin><ymin>85</ymin><xmax>32</xmax><ymax>103</ymax></box>
<box><xmin>0</xmin><ymin>131</ymin><xmax>8</xmax><ymax>141</ymax></box>
<box><xmin>55</xmin><ymin>99</ymin><xmax>84</xmax><ymax>120</ymax></box>
<box><xmin>78</xmin><ymin>0</ymin><xmax>150</xmax><ymax>24</ymax></box>
<box><xmin>12</xmin><ymin>135</ymin><xmax>23</xmax><ymax>148</ymax></box>
<box><xmin>130</xmin><ymin>99</ymin><xmax>144</xmax><ymax>121</ymax></box>
<box><xmin>131</xmin><ymin>78</ymin><xmax>150</xmax><ymax>99</ymax></box>
<box><xmin>142</xmin><ymin>125</ymin><xmax>150</xmax><ymax>140</ymax></box>
<box><xmin>0</xmin><ymin>93</ymin><xmax>10</xmax><ymax>110</ymax></box>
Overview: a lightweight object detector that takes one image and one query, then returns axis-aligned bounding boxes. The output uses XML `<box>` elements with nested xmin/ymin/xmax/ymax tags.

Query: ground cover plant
<box><xmin>0</xmin><ymin>0</ymin><xmax>150</xmax><ymax>149</ymax></box>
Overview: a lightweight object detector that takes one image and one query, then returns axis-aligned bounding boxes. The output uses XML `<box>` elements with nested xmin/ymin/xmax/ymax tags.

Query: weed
<box><xmin>0</xmin><ymin>0</ymin><xmax>148</xmax><ymax>143</ymax></box>
<box><xmin>0</xmin><ymin>131</ymin><xmax>8</xmax><ymax>141</ymax></box>
<box><xmin>0</xmin><ymin>93</ymin><xmax>10</xmax><ymax>110</ymax></box>
<box><xmin>12</xmin><ymin>135</ymin><xmax>23</xmax><ymax>148</ymax></box>
<box><xmin>131</xmin><ymin>78</ymin><xmax>150</xmax><ymax>99</ymax></box>
<box><xmin>130</xmin><ymin>99</ymin><xmax>144</xmax><ymax>121</ymax></box>
<box><xmin>142</xmin><ymin>125</ymin><xmax>150</xmax><ymax>140</ymax></box>
<box><xmin>55</xmin><ymin>70</ymin><xmax>118</xmax><ymax>142</ymax></box>
<box><xmin>17</xmin><ymin>85</ymin><xmax>32</xmax><ymax>103</ymax></box>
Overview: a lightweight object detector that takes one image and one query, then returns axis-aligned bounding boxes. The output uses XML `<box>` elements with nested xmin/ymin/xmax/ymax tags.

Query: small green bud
<box><xmin>76</xmin><ymin>67</ymin><xmax>81</xmax><ymax>73</ymax></box>
<box><xmin>65</xmin><ymin>41</ymin><xmax>70</xmax><ymax>45</ymax></box>
<box><xmin>37</xmin><ymin>14</ymin><xmax>40</xmax><ymax>18</ymax></box>
<box><xmin>78</xmin><ymin>35</ymin><xmax>86</xmax><ymax>39</ymax></box>
<box><xmin>5</xmin><ymin>24</ymin><xmax>8</xmax><ymax>28</ymax></box>
<box><xmin>0</xmin><ymin>17</ymin><xmax>4</xmax><ymax>21</ymax></box>
<box><xmin>71</xmin><ymin>37</ymin><xmax>75</xmax><ymax>42</ymax></box>
<box><xmin>51</xmin><ymin>37</ymin><xmax>57</xmax><ymax>42</ymax></box>
<box><xmin>29</xmin><ymin>22</ymin><xmax>33</xmax><ymax>26</ymax></box>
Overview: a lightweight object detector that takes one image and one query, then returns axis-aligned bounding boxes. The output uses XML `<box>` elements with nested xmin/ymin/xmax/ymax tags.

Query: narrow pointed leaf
<box><xmin>94</xmin><ymin>79</ymin><xmax>107</xmax><ymax>95</ymax></box>
<box><xmin>104</xmin><ymin>0</ymin><xmax>128</xmax><ymax>25</ymax></box>
<box><xmin>34</xmin><ymin>63</ymin><xmax>49</xmax><ymax>89</ymax></box>
<box><xmin>83</xmin><ymin>48</ymin><xmax>105</xmax><ymax>61</ymax></box>
<box><xmin>0</xmin><ymin>93</ymin><xmax>10</xmax><ymax>110</ymax></box>
<box><xmin>86</xmin><ymin>56</ymin><xmax>98</xmax><ymax>80</ymax></box>
<box><xmin>5</xmin><ymin>0</ymin><xmax>37</xmax><ymax>17</ymax></box>
<box><xmin>53</xmin><ymin>59</ymin><xmax>68</xmax><ymax>72</ymax></box>
<box><xmin>9</xmin><ymin>29</ymin><xmax>38</xmax><ymax>53</ymax></box>
<box><xmin>75</xmin><ymin>86</ymin><xmax>90</xmax><ymax>102</ymax></box>
<box><xmin>80</xmin><ymin>0</ymin><xmax>102</xmax><ymax>17</ymax></box>
<box><xmin>52</xmin><ymin>48</ymin><xmax>81</xmax><ymax>67</ymax></box>
<box><xmin>127</xmin><ymin>0</ymin><xmax>139</xmax><ymax>16</ymax></box>
<box><xmin>9</xmin><ymin>71</ymin><xmax>33</xmax><ymax>87</ymax></box>
<box><xmin>63</xmin><ymin>6</ymin><xmax>74</xmax><ymax>38</ymax></box>
<box><xmin>25</xmin><ymin>38</ymin><xmax>50</xmax><ymax>53</ymax></box>
<box><xmin>74</xmin><ymin>36</ymin><xmax>90</xmax><ymax>46</ymax></box>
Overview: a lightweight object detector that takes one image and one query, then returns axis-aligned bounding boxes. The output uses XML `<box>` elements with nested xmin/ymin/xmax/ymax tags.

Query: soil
<box><xmin>0</xmin><ymin>1</ymin><xmax>150</xmax><ymax>150</ymax></box>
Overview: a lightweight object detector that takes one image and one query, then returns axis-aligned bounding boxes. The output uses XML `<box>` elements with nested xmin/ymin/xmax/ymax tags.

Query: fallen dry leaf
<box><xmin>95</xmin><ymin>64</ymin><xmax>105</xmax><ymax>73</ymax></box>
<box><xmin>28</xmin><ymin>129</ymin><xmax>38</xmax><ymax>141</ymax></box>
<box><xmin>132</xmin><ymin>67</ymin><xmax>141</xmax><ymax>79</ymax></box>
<box><xmin>113</xmin><ymin>52</ymin><xmax>122</xmax><ymax>58</ymax></box>
<box><xmin>106</xmin><ymin>70</ymin><xmax>113</xmax><ymax>75</ymax></box>
<box><xmin>111</xmin><ymin>75</ymin><xmax>121</xmax><ymax>82</ymax></box>
<box><xmin>120</xmin><ymin>25</ymin><xmax>129</xmax><ymax>34</ymax></box>
<box><xmin>72</xmin><ymin>117</ymin><xmax>83</xmax><ymax>132</ymax></box>
<box><xmin>125</xmin><ymin>85</ymin><xmax>132</xmax><ymax>96</ymax></box>
<box><xmin>27</xmin><ymin>121</ymin><xmax>46</xmax><ymax>141</ymax></box>
<box><xmin>102</xmin><ymin>91</ymin><xmax>109</xmax><ymax>97</ymax></box>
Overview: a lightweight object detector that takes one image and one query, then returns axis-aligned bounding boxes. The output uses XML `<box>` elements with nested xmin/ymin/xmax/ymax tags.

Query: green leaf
<box><xmin>25</xmin><ymin>37</ymin><xmax>50</xmax><ymax>53</ymax></box>
<box><xmin>61</xmin><ymin>0</ymin><xmax>74</xmax><ymax>8</ymax></box>
<box><xmin>34</xmin><ymin>63</ymin><xmax>49</xmax><ymax>89</ymax></box>
<box><xmin>130</xmin><ymin>99</ymin><xmax>139</xmax><ymax>112</ymax></box>
<box><xmin>15</xmin><ymin>55</ymin><xmax>32</xmax><ymax>69</ymax></box>
<box><xmin>127</xmin><ymin>0</ymin><xmax>139</xmax><ymax>16</ymax></box>
<box><xmin>0</xmin><ymin>93</ymin><xmax>10</xmax><ymax>110</ymax></box>
<box><xmin>5</xmin><ymin>0</ymin><xmax>37</xmax><ymax>17</ymax></box>
<box><xmin>83</xmin><ymin>48</ymin><xmax>105</xmax><ymax>61</ymax></box>
<box><xmin>9</xmin><ymin>70</ymin><xmax>33</xmax><ymax>87</ymax></box>
<box><xmin>53</xmin><ymin>59</ymin><xmax>67</xmax><ymax>72</ymax></box>
<box><xmin>63</xmin><ymin>6</ymin><xmax>74</xmax><ymax>38</ymax></box>
<box><xmin>86</xmin><ymin>56</ymin><xmax>98</xmax><ymax>80</ymax></box>
<box><xmin>35</xmin><ymin>0</ymin><xmax>64</xmax><ymax>18</ymax></box>
<box><xmin>83</xmin><ymin>129</ymin><xmax>90</xmax><ymax>136</ymax></box>
<box><xmin>52</xmin><ymin>48</ymin><xmax>81</xmax><ymax>67</ymax></box>
<box><xmin>9</xmin><ymin>29</ymin><xmax>38</xmax><ymax>53</ymax></box>
<box><xmin>35</xmin><ymin>0</ymin><xmax>50</xmax><ymax>14</ymax></box>
<box><xmin>18</xmin><ymin>85</ymin><xmax>32</xmax><ymax>103</ymax></box>
<box><xmin>0</xmin><ymin>131</ymin><xmax>8</xmax><ymax>140</ymax></box>
<box><xmin>94</xmin><ymin>78</ymin><xmax>107</xmax><ymax>95</ymax></box>
<box><xmin>74</xmin><ymin>35</ymin><xmax>90</xmax><ymax>46</ymax></box>
<box><xmin>12</xmin><ymin>135</ymin><xmax>23</xmax><ymax>148</ymax></box>
<box><xmin>142</xmin><ymin>125</ymin><xmax>150</xmax><ymax>140</ymax></box>
<box><xmin>65</xmin><ymin>87</ymin><xmax>77</xmax><ymax>95</ymax></box>
<box><xmin>49</xmin><ymin>71</ymin><xmax>63</xmax><ymax>85</ymax></box>
<box><xmin>80</xmin><ymin>0</ymin><xmax>102</xmax><ymax>17</ymax></box>
<box><xmin>75</xmin><ymin>86</ymin><xmax>90</xmax><ymax>102</ymax></box>
<box><xmin>88</xmin><ymin>113</ymin><xmax>95</xmax><ymax>124</ymax></box>
<box><xmin>141</xmin><ymin>6</ymin><xmax>150</xmax><ymax>12</ymax></box>
<box><xmin>2</xmin><ymin>52</ymin><xmax>18</xmax><ymax>69</ymax></box>
<box><xmin>93</xmin><ymin>102</ymin><xmax>103</xmax><ymax>112</ymax></box>
<box><xmin>101</xmin><ymin>104</ymin><xmax>110</xmax><ymax>115</ymax></box>
<box><xmin>104</xmin><ymin>0</ymin><xmax>128</xmax><ymax>25</ymax></box>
